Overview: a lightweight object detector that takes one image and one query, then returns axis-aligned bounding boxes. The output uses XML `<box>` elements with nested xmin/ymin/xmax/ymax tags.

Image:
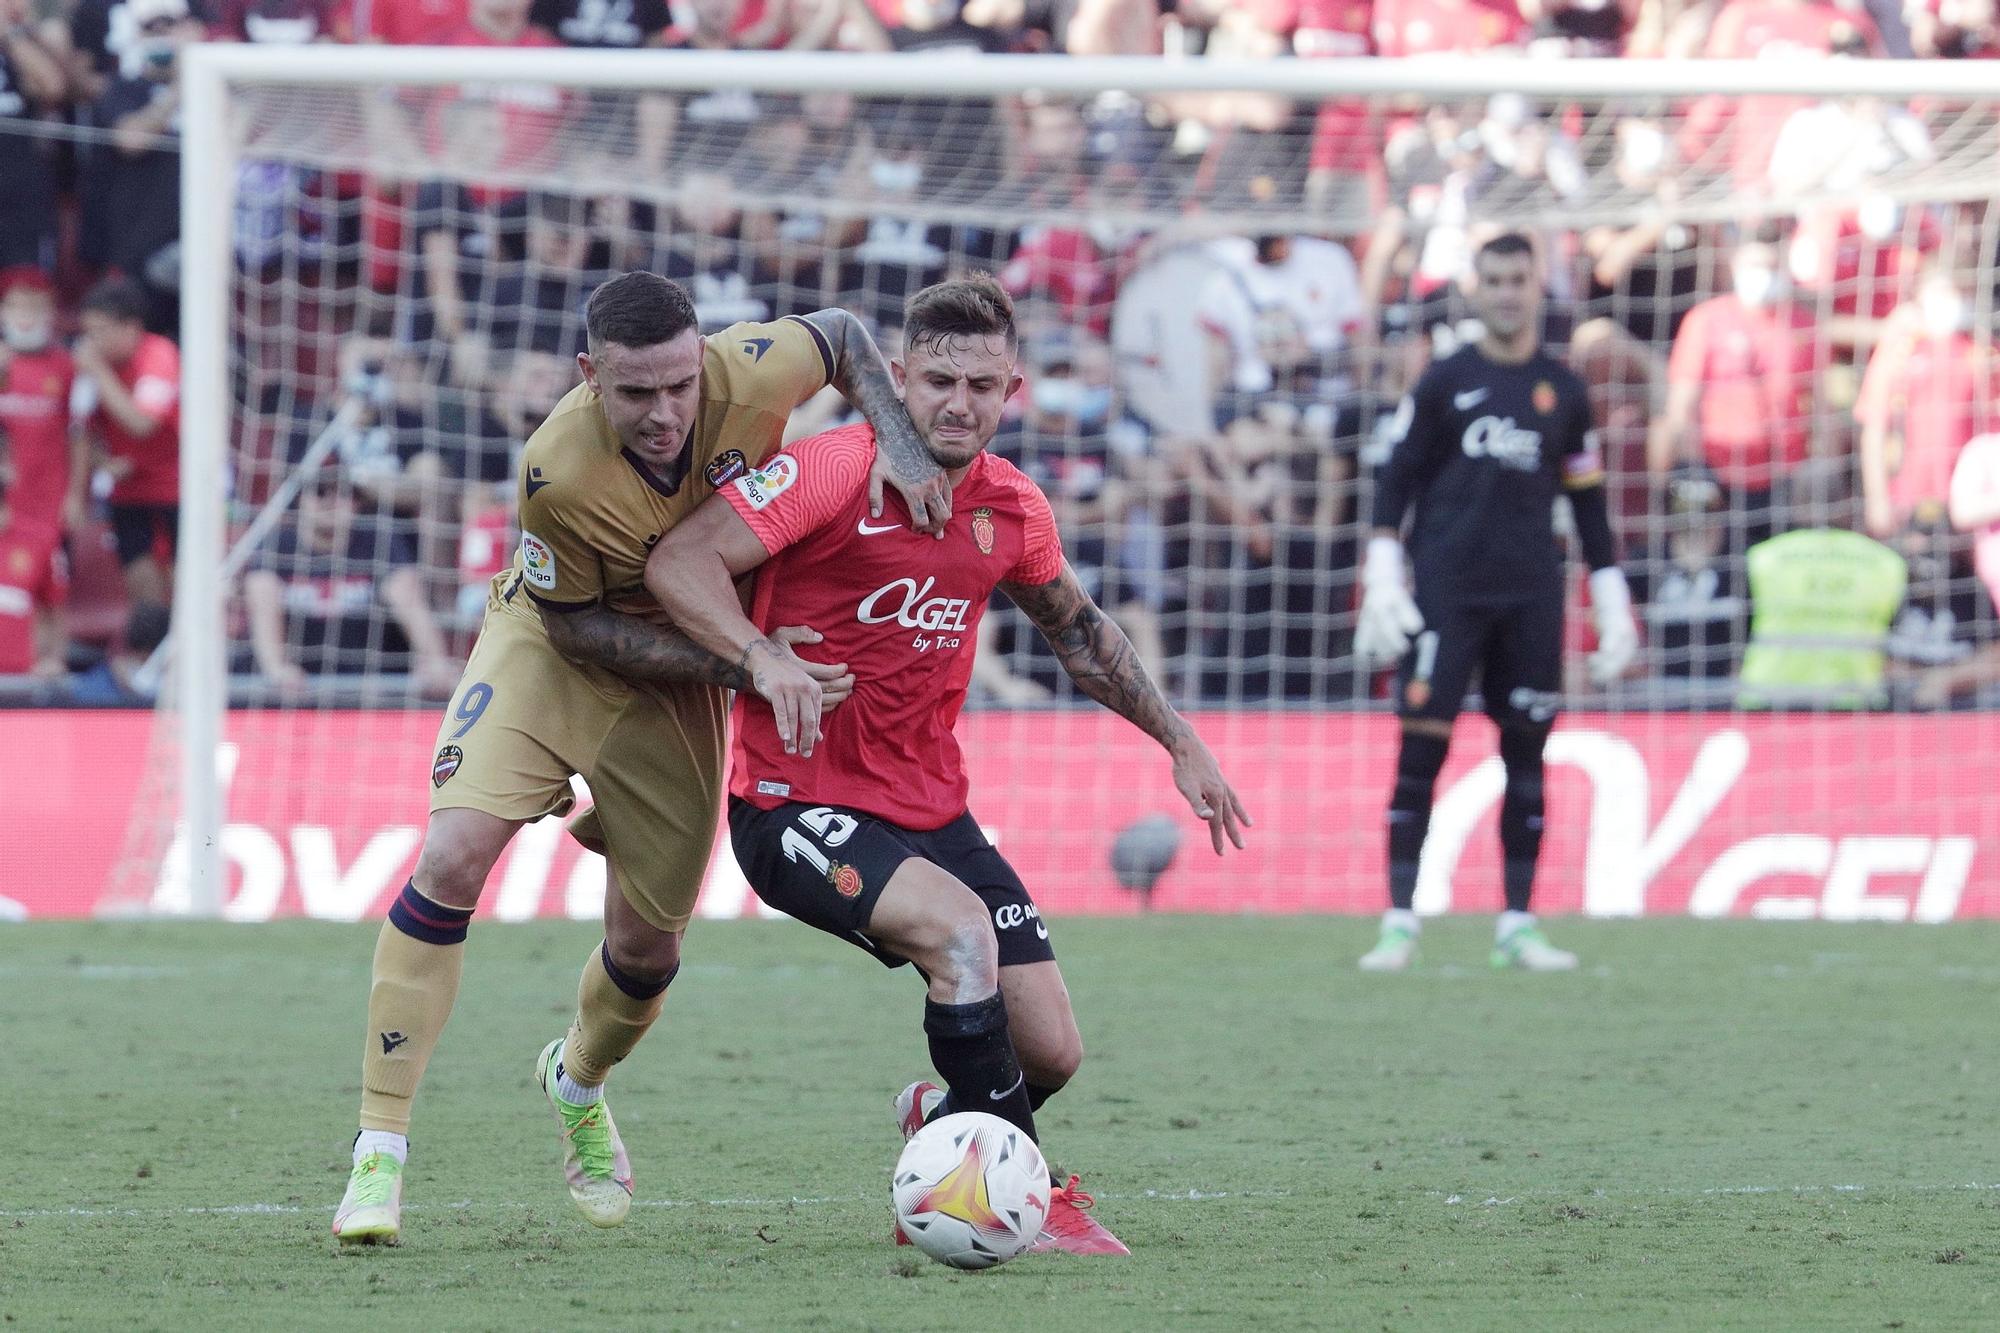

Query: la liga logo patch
<box><xmin>520</xmin><ymin>531</ymin><xmax>556</xmax><ymax>590</ymax></box>
<box><xmin>733</xmin><ymin>454</ymin><xmax>799</xmax><ymax>510</ymax></box>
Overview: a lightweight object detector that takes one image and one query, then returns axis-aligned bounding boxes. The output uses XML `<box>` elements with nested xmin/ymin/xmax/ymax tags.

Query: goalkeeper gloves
<box><xmin>1587</xmin><ymin>566</ymin><xmax>1639</xmax><ymax>686</ymax></box>
<box><xmin>1354</xmin><ymin>536</ymin><xmax>1424</xmax><ymax>667</ymax></box>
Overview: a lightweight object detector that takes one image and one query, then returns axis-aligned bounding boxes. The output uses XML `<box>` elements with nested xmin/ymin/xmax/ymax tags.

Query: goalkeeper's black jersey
<box><xmin>1371</xmin><ymin>344</ymin><xmax>1602</xmax><ymax>606</ymax></box>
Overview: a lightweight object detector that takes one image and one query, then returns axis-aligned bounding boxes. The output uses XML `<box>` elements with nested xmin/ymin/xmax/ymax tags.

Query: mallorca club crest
<box><xmin>970</xmin><ymin>507</ymin><xmax>995</xmax><ymax>556</ymax></box>
<box><xmin>705</xmin><ymin>449</ymin><xmax>748</xmax><ymax>488</ymax></box>
<box><xmin>1533</xmin><ymin>380</ymin><xmax>1558</xmax><ymax>416</ymax></box>
<box><xmin>431</xmin><ymin>745</ymin><xmax>463</xmax><ymax>788</ymax></box>
<box><xmin>828</xmin><ymin>862</ymin><xmax>864</xmax><ymax>899</ymax></box>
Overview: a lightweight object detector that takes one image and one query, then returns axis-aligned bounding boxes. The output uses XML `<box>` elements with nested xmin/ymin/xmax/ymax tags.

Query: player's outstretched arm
<box><xmin>539</xmin><ymin>603</ymin><xmax>851</xmax><ymax>726</ymax></box>
<box><xmin>798</xmin><ymin>308</ymin><xmax>950</xmax><ymax>533</ymax></box>
<box><xmin>1004</xmin><ymin>563</ymin><xmax>1252</xmax><ymax>854</ymax></box>
<box><xmin>646</xmin><ymin>495</ymin><xmax>844</xmax><ymax>757</ymax></box>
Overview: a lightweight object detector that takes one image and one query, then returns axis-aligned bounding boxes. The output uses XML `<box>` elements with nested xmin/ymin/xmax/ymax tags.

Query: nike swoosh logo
<box><xmin>856</xmin><ymin>519</ymin><xmax>902</xmax><ymax>536</ymax></box>
<box><xmin>1454</xmin><ymin>389</ymin><xmax>1490</xmax><ymax>410</ymax></box>
<box><xmin>1034</xmin><ymin>922</ymin><xmax>1048</xmax><ymax>940</ymax></box>
<box><xmin>989</xmin><ymin>1072</ymin><xmax>1025</xmax><ymax>1102</ymax></box>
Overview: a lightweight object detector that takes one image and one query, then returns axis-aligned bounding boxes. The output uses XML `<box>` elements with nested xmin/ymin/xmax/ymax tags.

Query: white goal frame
<box><xmin>172</xmin><ymin>46</ymin><xmax>2000</xmax><ymax>915</ymax></box>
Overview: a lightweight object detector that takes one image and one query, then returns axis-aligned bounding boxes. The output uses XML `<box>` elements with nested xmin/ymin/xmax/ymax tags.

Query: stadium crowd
<box><xmin>2</xmin><ymin>0</ymin><xmax>1999</xmax><ymax>707</ymax></box>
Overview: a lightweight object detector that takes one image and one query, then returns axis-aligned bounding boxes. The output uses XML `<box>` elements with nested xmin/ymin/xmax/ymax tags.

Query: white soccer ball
<box><xmin>891</xmin><ymin>1111</ymin><xmax>1050</xmax><ymax>1270</ymax></box>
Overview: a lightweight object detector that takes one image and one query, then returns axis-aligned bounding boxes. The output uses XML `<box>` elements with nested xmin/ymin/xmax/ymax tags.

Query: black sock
<box><xmin>1499</xmin><ymin>726</ymin><xmax>1548</xmax><ymax>913</ymax></box>
<box><xmin>1026</xmin><ymin>1083</ymin><xmax>1060</xmax><ymax>1113</ymax></box>
<box><xmin>924</xmin><ymin>993</ymin><xmax>1037</xmax><ymax>1140</ymax></box>
<box><xmin>1388</xmin><ymin>732</ymin><xmax>1449</xmax><ymax>910</ymax></box>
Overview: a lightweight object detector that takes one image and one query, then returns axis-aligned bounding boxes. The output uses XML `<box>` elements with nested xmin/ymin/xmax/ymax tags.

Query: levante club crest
<box><xmin>432</xmin><ymin>745</ymin><xmax>463</xmax><ymax>788</ymax></box>
<box><xmin>971</xmin><ymin>507</ymin><xmax>995</xmax><ymax>556</ymax></box>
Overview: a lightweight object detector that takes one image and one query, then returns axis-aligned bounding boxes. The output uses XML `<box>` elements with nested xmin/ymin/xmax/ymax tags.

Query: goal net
<box><xmin>107</xmin><ymin>50</ymin><xmax>2000</xmax><ymax>924</ymax></box>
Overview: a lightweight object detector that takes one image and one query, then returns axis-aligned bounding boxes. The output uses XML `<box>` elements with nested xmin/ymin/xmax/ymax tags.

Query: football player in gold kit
<box><xmin>333</xmin><ymin>273</ymin><xmax>950</xmax><ymax>1245</ymax></box>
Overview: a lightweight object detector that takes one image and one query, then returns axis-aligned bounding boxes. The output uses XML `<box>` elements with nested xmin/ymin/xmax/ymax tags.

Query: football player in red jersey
<box><xmin>651</xmin><ymin>275</ymin><xmax>1251</xmax><ymax>1256</ymax></box>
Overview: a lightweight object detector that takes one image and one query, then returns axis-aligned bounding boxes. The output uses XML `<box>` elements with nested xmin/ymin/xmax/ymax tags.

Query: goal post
<box><xmin>133</xmin><ymin>45</ymin><xmax>2000</xmax><ymax>922</ymax></box>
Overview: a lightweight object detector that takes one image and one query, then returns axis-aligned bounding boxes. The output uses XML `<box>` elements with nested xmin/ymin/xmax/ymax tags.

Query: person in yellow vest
<box><xmin>1737</xmin><ymin>528</ymin><xmax>1907</xmax><ymax>710</ymax></box>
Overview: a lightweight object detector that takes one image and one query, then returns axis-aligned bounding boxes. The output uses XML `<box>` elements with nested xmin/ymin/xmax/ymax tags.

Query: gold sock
<box><xmin>358</xmin><ymin>884</ymin><xmax>471</xmax><ymax>1134</ymax></box>
<box><xmin>559</xmin><ymin>944</ymin><xmax>670</xmax><ymax>1089</ymax></box>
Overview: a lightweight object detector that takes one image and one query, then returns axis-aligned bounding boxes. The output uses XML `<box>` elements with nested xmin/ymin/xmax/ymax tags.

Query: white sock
<box><xmin>1384</xmin><ymin>908</ymin><xmax>1419</xmax><ymax>934</ymax></box>
<box><xmin>1497</xmin><ymin>910</ymin><xmax>1536</xmax><ymax>941</ymax></box>
<box><xmin>354</xmin><ymin>1129</ymin><xmax>408</xmax><ymax>1165</ymax></box>
<box><xmin>555</xmin><ymin>1059</ymin><xmax>603</xmax><ymax>1107</ymax></box>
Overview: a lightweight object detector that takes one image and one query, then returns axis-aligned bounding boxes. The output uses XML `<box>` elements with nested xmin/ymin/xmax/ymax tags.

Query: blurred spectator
<box><xmin>243</xmin><ymin>471</ymin><xmax>461</xmax><ymax>698</ymax></box>
<box><xmin>74</xmin><ymin>277</ymin><xmax>180</xmax><ymax>668</ymax></box>
<box><xmin>82</xmin><ymin>0</ymin><xmax>200</xmax><ymax>332</ymax></box>
<box><xmin>1520</xmin><ymin>0</ymin><xmax>1633</xmax><ymax>55</ymax></box>
<box><xmin>533</xmin><ymin>0</ymin><xmax>668</xmax><ymax>44</ymax></box>
<box><xmin>874</xmin><ymin>0</ymin><xmax>1016</xmax><ymax>190</ymax></box>
<box><xmin>358</xmin><ymin>0</ymin><xmax>468</xmax><ymax>43</ymax></box>
<box><xmin>211</xmin><ymin>0</ymin><xmax>352</xmax><ymax>41</ymax></box>
<box><xmin>985</xmin><ymin>329</ymin><xmax>1166</xmax><ymax>696</ymax></box>
<box><xmin>1372</xmin><ymin>0</ymin><xmax>1527</xmax><ymax>54</ymax></box>
<box><xmin>658</xmin><ymin>173</ymin><xmax>778</xmax><ymax>330</ymax></box>
<box><xmin>1912</xmin><ymin>431</ymin><xmax>2000</xmax><ymax>704</ymax></box>
<box><xmin>62</xmin><ymin>0</ymin><xmax>212</xmax><ymax>99</ymax></box>
<box><xmin>464</xmin><ymin>191</ymin><xmax>612</xmax><ymax>363</ymax></box>
<box><xmin>0</xmin><ymin>269</ymin><xmax>82</xmax><ymax>541</ymax></box>
<box><xmin>1856</xmin><ymin>265</ymin><xmax>1999</xmax><ymax>665</ymax></box>
<box><xmin>1909</xmin><ymin>0</ymin><xmax>2000</xmax><ymax>55</ymax></box>
<box><xmin>0</xmin><ymin>4</ymin><xmax>65</xmax><ymax>270</ymax></box>
<box><xmin>1737</xmin><ymin>528</ymin><xmax>1906</xmax><ymax>709</ymax></box>
<box><xmin>1663</xmin><ymin>234</ymin><xmax>1823</xmax><ymax>561</ymax></box>
<box><xmin>1197</xmin><ymin>232</ymin><xmax>1366</xmax><ymax>430</ymax></box>
<box><xmin>834</xmin><ymin>140</ymin><xmax>952</xmax><ymax>326</ymax></box>
<box><xmin>1582</xmin><ymin>117</ymin><xmax>1706</xmax><ymax>348</ymax></box>
<box><xmin>326</xmin><ymin>331</ymin><xmax>444</xmax><ymax>517</ymax></box>
<box><xmin>0</xmin><ymin>469</ymin><xmax>68</xmax><ymax>679</ymax></box>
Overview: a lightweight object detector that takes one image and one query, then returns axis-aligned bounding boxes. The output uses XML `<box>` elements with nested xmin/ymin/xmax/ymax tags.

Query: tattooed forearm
<box><xmin>541</xmin><ymin>602</ymin><xmax>749</xmax><ymax>689</ymax></box>
<box><xmin>1008</xmin><ymin>571</ymin><xmax>1192</xmax><ymax>752</ymax></box>
<box><xmin>805</xmin><ymin>308</ymin><xmax>938</xmax><ymax>486</ymax></box>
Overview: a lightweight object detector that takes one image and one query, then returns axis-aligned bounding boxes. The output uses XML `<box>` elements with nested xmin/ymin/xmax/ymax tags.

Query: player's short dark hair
<box><xmin>586</xmin><ymin>272</ymin><xmax>699</xmax><ymax>352</ymax></box>
<box><xmin>80</xmin><ymin>277</ymin><xmax>149</xmax><ymax>325</ymax></box>
<box><xmin>1475</xmin><ymin>232</ymin><xmax>1537</xmax><ymax>266</ymax></box>
<box><xmin>903</xmin><ymin>273</ymin><xmax>1016</xmax><ymax>357</ymax></box>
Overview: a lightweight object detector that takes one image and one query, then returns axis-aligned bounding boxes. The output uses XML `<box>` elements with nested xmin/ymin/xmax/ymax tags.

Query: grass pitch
<box><xmin>2</xmin><ymin>916</ymin><xmax>1996</xmax><ymax>1331</ymax></box>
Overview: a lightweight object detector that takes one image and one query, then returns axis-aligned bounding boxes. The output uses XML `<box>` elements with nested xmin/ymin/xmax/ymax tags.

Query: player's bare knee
<box><xmin>1024</xmin><ymin>1032</ymin><xmax>1083</xmax><ymax>1089</ymax></box>
<box><xmin>412</xmin><ymin>812</ymin><xmax>516</xmax><ymax>909</ymax></box>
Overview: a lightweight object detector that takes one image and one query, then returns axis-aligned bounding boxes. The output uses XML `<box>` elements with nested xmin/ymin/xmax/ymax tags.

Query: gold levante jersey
<box><xmin>495</xmin><ymin>316</ymin><xmax>835</xmax><ymax>629</ymax></box>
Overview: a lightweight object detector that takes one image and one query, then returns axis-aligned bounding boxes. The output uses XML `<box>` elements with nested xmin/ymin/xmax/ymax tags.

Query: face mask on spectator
<box><xmin>1922</xmin><ymin>287</ymin><xmax>1970</xmax><ymax>337</ymax></box>
<box><xmin>1733</xmin><ymin>262</ymin><xmax>1780</xmax><ymax>308</ymax></box>
<box><xmin>871</xmin><ymin>159</ymin><xmax>922</xmax><ymax>194</ymax></box>
<box><xmin>1</xmin><ymin>314</ymin><xmax>50</xmax><ymax>352</ymax></box>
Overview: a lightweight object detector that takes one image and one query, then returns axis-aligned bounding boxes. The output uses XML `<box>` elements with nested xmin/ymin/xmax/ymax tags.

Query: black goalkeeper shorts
<box><xmin>727</xmin><ymin>797</ymin><xmax>1056</xmax><ymax>971</ymax></box>
<box><xmin>1396</xmin><ymin>590</ymin><xmax>1564</xmax><ymax>727</ymax></box>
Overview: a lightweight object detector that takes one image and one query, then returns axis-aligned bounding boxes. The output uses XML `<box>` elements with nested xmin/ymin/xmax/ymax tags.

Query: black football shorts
<box><xmin>727</xmin><ymin>798</ymin><xmax>1057</xmax><ymax>970</ymax></box>
<box><xmin>1396</xmin><ymin>589</ymin><xmax>1564</xmax><ymax>727</ymax></box>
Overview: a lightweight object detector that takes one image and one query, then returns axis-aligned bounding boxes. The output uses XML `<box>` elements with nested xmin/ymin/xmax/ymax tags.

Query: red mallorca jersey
<box><xmin>720</xmin><ymin>424</ymin><xmax>1066</xmax><ymax>830</ymax></box>
<box><xmin>91</xmin><ymin>333</ymin><xmax>181</xmax><ymax>507</ymax></box>
<box><xmin>0</xmin><ymin>522</ymin><xmax>66</xmax><ymax>673</ymax></box>
<box><xmin>0</xmin><ymin>343</ymin><xmax>75</xmax><ymax>532</ymax></box>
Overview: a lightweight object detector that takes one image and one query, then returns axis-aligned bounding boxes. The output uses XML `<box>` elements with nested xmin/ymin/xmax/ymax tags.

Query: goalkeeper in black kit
<box><xmin>1354</xmin><ymin>233</ymin><xmax>1639</xmax><ymax>972</ymax></box>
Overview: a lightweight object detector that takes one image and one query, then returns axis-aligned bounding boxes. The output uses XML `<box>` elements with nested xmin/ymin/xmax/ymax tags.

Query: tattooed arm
<box><xmin>1003</xmin><ymin>562</ymin><xmax>1252</xmax><ymax>853</ymax></box>
<box><xmin>538</xmin><ymin>601</ymin><xmax>852</xmax><ymax>710</ymax></box>
<box><xmin>799</xmin><ymin>307</ymin><xmax>950</xmax><ymax>533</ymax></box>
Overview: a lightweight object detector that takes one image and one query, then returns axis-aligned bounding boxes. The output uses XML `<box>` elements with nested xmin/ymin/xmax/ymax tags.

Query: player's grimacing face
<box><xmin>580</xmin><ymin>331</ymin><xmax>704</xmax><ymax>473</ymax></box>
<box><xmin>893</xmin><ymin>333</ymin><xmax>1022</xmax><ymax>471</ymax></box>
<box><xmin>1471</xmin><ymin>252</ymin><xmax>1540</xmax><ymax>341</ymax></box>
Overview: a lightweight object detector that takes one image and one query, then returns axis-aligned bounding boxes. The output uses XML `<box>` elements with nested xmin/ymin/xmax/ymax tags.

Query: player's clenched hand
<box><xmin>867</xmin><ymin>449</ymin><xmax>952</xmax><ymax>538</ymax></box>
<box><xmin>746</xmin><ymin>638</ymin><xmax>824</xmax><ymax>757</ymax></box>
<box><xmin>1169</xmin><ymin>735</ymin><xmax>1253</xmax><ymax>855</ymax></box>
<box><xmin>769</xmin><ymin>625</ymin><xmax>856</xmax><ymax>712</ymax></box>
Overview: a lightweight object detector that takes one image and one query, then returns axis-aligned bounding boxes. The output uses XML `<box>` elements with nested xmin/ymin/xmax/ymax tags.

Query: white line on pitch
<box><xmin>0</xmin><ymin>1188</ymin><xmax>1293</xmax><ymax>1221</ymax></box>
